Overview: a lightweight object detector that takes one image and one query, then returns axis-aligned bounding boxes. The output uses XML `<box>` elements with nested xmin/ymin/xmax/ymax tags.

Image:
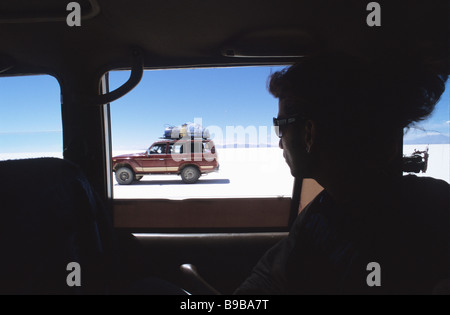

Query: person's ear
<box><xmin>304</xmin><ymin>120</ymin><xmax>316</xmax><ymax>153</ymax></box>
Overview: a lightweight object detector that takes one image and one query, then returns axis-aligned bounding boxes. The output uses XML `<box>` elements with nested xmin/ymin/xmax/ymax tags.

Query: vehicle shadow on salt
<box><xmin>131</xmin><ymin>179</ymin><xmax>231</xmax><ymax>186</ymax></box>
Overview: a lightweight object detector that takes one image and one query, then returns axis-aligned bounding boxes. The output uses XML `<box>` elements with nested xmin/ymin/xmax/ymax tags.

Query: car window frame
<box><xmin>106</xmin><ymin>65</ymin><xmax>302</xmax><ymax>233</ymax></box>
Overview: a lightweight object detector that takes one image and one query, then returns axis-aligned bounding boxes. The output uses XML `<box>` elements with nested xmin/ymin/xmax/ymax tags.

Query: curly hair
<box><xmin>268</xmin><ymin>53</ymin><xmax>447</xmax><ymax>130</ymax></box>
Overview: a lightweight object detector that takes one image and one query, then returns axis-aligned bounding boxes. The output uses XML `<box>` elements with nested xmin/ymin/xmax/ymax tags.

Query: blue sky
<box><xmin>109</xmin><ymin>66</ymin><xmax>285</xmax><ymax>149</ymax></box>
<box><xmin>0</xmin><ymin>67</ymin><xmax>449</xmax><ymax>153</ymax></box>
<box><xmin>403</xmin><ymin>84</ymin><xmax>450</xmax><ymax>143</ymax></box>
<box><xmin>0</xmin><ymin>75</ymin><xmax>62</xmax><ymax>153</ymax></box>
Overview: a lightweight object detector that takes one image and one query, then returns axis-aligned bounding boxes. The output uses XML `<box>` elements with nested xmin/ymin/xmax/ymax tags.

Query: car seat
<box><xmin>0</xmin><ymin>158</ymin><xmax>116</xmax><ymax>294</ymax></box>
<box><xmin>0</xmin><ymin>157</ymin><xmax>189</xmax><ymax>295</ymax></box>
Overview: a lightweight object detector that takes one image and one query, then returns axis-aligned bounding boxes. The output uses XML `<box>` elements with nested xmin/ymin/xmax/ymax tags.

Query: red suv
<box><xmin>112</xmin><ymin>139</ymin><xmax>219</xmax><ymax>184</ymax></box>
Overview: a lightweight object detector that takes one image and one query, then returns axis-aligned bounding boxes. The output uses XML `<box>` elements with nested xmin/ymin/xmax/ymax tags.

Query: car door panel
<box><xmin>130</xmin><ymin>232</ymin><xmax>287</xmax><ymax>294</ymax></box>
<box><xmin>141</xmin><ymin>144</ymin><xmax>168</xmax><ymax>173</ymax></box>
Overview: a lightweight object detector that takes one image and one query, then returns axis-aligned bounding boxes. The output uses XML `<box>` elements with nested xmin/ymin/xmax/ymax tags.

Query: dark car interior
<box><xmin>0</xmin><ymin>0</ymin><xmax>448</xmax><ymax>296</ymax></box>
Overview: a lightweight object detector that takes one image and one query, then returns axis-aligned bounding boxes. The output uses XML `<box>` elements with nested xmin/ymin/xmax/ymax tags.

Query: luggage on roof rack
<box><xmin>163</xmin><ymin>123</ymin><xmax>210</xmax><ymax>139</ymax></box>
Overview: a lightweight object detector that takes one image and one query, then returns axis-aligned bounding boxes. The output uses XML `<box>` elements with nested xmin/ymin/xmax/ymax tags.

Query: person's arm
<box><xmin>234</xmin><ymin>236</ymin><xmax>293</xmax><ymax>295</ymax></box>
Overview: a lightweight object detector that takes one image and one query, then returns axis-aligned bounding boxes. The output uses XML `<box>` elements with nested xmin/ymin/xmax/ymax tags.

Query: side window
<box><xmin>149</xmin><ymin>144</ymin><xmax>166</xmax><ymax>154</ymax></box>
<box><xmin>403</xmin><ymin>80</ymin><xmax>450</xmax><ymax>183</ymax></box>
<box><xmin>110</xmin><ymin>66</ymin><xmax>294</xmax><ymax>231</ymax></box>
<box><xmin>204</xmin><ymin>141</ymin><xmax>215</xmax><ymax>154</ymax></box>
<box><xmin>169</xmin><ymin>143</ymin><xmax>183</xmax><ymax>154</ymax></box>
<box><xmin>0</xmin><ymin>75</ymin><xmax>62</xmax><ymax>161</ymax></box>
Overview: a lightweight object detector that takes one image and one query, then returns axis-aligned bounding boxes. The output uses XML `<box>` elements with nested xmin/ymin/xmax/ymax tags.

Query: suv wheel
<box><xmin>181</xmin><ymin>166</ymin><xmax>200</xmax><ymax>184</ymax></box>
<box><xmin>116</xmin><ymin>167</ymin><xmax>134</xmax><ymax>185</ymax></box>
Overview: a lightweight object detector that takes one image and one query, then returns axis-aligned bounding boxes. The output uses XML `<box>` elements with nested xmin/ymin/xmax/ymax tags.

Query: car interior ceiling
<box><xmin>0</xmin><ymin>0</ymin><xmax>448</xmax><ymax>295</ymax></box>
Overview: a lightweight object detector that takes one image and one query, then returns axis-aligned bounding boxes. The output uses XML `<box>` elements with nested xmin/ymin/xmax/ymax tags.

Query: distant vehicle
<box><xmin>403</xmin><ymin>147</ymin><xmax>429</xmax><ymax>174</ymax></box>
<box><xmin>112</xmin><ymin>139</ymin><xmax>219</xmax><ymax>184</ymax></box>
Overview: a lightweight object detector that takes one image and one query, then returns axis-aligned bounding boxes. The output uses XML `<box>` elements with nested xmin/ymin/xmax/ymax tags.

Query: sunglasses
<box><xmin>273</xmin><ymin>114</ymin><xmax>306</xmax><ymax>138</ymax></box>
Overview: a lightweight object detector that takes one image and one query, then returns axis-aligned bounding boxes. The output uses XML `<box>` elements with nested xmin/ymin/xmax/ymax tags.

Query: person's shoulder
<box><xmin>402</xmin><ymin>174</ymin><xmax>449</xmax><ymax>187</ymax></box>
<box><xmin>401</xmin><ymin>174</ymin><xmax>449</xmax><ymax>233</ymax></box>
<box><xmin>402</xmin><ymin>174</ymin><xmax>449</xmax><ymax>200</ymax></box>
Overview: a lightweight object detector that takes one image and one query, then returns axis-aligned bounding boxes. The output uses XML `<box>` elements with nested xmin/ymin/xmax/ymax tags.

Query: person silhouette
<box><xmin>235</xmin><ymin>53</ymin><xmax>449</xmax><ymax>294</ymax></box>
